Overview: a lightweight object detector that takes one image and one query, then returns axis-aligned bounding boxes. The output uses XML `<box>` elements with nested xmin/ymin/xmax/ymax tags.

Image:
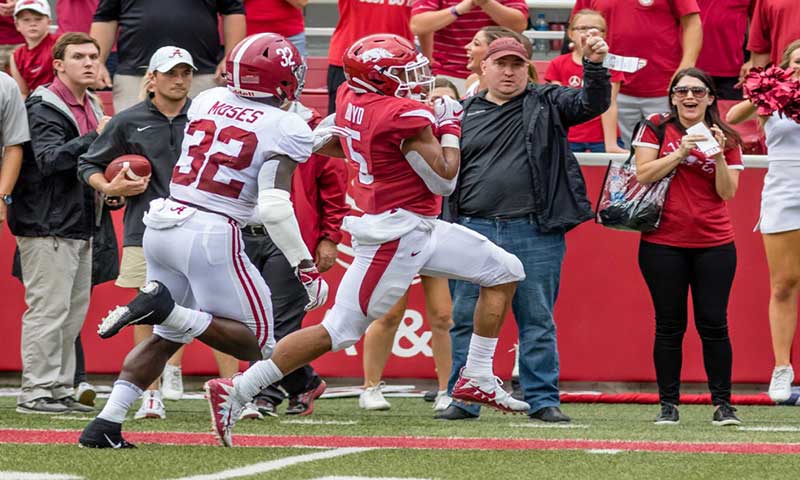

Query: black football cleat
<box><xmin>78</xmin><ymin>417</ymin><xmax>136</xmax><ymax>449</ymax></box>
<box><xmin>97</xmin><ymin>281</ymin><xmax>175</xmax><ymax>339</ymax></box>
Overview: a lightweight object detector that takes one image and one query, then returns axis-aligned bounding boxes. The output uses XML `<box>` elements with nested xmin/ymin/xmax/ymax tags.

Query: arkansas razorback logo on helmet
<box><xmin>226</xmin><ymin>33</ymin><xmax>307</xmax><ymax>105</ymax></box>
<box><xmin>343</xmin><ymin>34</ymin><xmax>434</xmax><ymax>102</ymax></box>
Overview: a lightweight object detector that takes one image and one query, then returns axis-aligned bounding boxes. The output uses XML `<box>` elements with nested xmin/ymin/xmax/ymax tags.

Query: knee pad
<box><xmin>321</xmin><ymin>305</ymin><xmax>371</xmax><ymax>351</ymax></box>
<box><xmin>479</xmin><ymin>246</ymin><xmax>526</xmax><ymax>286</ymax></box>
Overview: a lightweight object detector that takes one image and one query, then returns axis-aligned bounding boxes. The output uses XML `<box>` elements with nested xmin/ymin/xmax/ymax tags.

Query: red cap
<box><xmin>485</xmin><ymin>38</ymin><xmax>529</xmax><ymax>62</ymax></box>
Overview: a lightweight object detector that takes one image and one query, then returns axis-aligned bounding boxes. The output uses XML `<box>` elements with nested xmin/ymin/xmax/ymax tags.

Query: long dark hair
<box><xmin>667</xmin><ymin>68</ymin><xmax>742</xmax><ymax>148</ymax></box>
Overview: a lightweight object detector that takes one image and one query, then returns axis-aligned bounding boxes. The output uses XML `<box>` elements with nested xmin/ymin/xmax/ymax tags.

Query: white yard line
<box><xmin>0</xmin><ymin>472</ymin><xmax>83</xmax><ymax>480</ymax></box>
<box><xmin>280</xmin><ymin>419</ymin><xmax>359</xmax><ymax>426</ymax></box>
<box><xmin>52</xmin><ymin>416</ymin><xmax>93</xmax><ymax>421</ymax></box>
<box><xmin>737</xmin><ymin>426</ymin><xmax>800</xmax><ymax>432</ymax></box>
<box><xmin>508</xmin><ymin>423</ymin><xmax>590</xmax><ymax>429</ymax></box>
<box><xmin>169</xmin><ymin>447</ymin><xmax>374</xmax><ymax>480</ymax></box>
<box><xmin>312</xmin><ymin>477</ymin><xmax>432</xmax><ymax>480</ymax></box>
<box><xmin>585</xmin><ymin>449</ymin><xmax>623</xmax><ymax>455</ymax></box>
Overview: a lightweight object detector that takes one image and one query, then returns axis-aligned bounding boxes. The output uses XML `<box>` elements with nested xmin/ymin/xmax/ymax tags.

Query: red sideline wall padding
<box><xmin>0</xmin><ymin>165</ymin><xmax>787</xmax><ymax>383</ymax></box>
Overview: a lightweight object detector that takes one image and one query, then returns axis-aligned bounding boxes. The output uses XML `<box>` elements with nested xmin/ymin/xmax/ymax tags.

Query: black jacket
<box><xmin>450</xmin><ymin>60</ymin><xmax>611</xmax><ymax>233</ymax></box>
<box><xmin>8</xmin><ymin>84</ymin><xmax>119</xmax><ymax>284</ymax></box>
<box><xmin>8</xmin><ymin>85</ymin><xmax>102</xmax><ymax>240</ymax></box>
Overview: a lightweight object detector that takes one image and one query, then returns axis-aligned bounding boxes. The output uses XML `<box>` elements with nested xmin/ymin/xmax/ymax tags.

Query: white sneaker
<box><xmin>76</xmin><ymin>382</ymin><xmax>97</xmax><ymax>407</ymax></box>
<box><xmin>769</xmin><ymin>365</ymin><xmax>794</xmax><ymax>402</ymax></box>
<box><xmin>359</xmin><ymin>382</ymin><xmax>391</xmax><ymax>410</ymax></box>
<box><xmin>433</xmin><ymin>390</ymin><xmax>452</xmax><ymax>411</ymax></box>
<box><xmin>134</xmin><ymin>390</ymin><xmax>166</xmax><ymax>419</ymax></box>
<box><xmin>161</xmin><ymin>364</ymin><xmax>184</xmax><ymax>401</ymax></box>
<box><xmin>238</xmin><ymin>402</ymin><xmax>263</xmax><ymax>420</ymax></box>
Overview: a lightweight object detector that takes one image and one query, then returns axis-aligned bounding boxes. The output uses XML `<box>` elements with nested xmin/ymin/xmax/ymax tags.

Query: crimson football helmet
<box><xmin>226</xmin><ymin>33</ymin><xmax>306</xmax><ymax>104</ymax></box>
<box><xmin>343</xmin><ymin>34</ymin><xmax>434</xmax><ymax>102</ymax></box>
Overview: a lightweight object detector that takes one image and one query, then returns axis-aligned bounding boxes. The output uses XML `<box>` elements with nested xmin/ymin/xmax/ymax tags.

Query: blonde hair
<box><xmin>568</xmin><ymin>9</ymin><xmax>607</xmax><ymax>31</ymax></box>
<box><xmin>780</xmin><ymin>39</ymin><xmax>800</xmax><ymax>69</ymax></box>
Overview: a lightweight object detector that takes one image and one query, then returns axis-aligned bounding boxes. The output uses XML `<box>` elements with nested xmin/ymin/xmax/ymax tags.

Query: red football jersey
<box><xmin>13</xmin><ymin>33</ymin><xmax>57</xmax><ymax>93</ymax></box>
<box><xmin>632</xmin><ymin>113</ymin><xmax>744</xmax><ymax>248</ymax></box>
<box><xmin>335</xmin><ymin>84</ymin><xmax>440</xmax><ymax>217</ymax></box>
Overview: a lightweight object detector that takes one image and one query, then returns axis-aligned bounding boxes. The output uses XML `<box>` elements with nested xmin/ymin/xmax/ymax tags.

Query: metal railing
<box><xmin>576</xmin><ymin>152</ymin><xmax>768</xmax><ymax>169</ymax></box>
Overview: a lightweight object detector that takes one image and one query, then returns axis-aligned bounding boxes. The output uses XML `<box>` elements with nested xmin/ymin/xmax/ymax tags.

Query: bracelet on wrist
<box><xmin>449</xmin><ymin>5</ymin><xmax>461</xmax><ymax>17</ymax></box>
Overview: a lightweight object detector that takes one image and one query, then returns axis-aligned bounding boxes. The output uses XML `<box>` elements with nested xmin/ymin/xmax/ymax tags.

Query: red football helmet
<box><xmin>343</xmin><ymin>34</ymin><xmax>434</xmax><ymax>102</ymax></box>
<box><xmin>226</xmin><ymin>33</ymin><xmax>306</xmax><ymax>104</ymax></box>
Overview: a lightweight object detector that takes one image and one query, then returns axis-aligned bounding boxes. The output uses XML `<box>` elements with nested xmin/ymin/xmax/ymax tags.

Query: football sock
<box><xmin>234</xmin><ymin>359</ymin><xmax>284</xmax><ymax>401</ymax></box>
<box><xmin>160</xmin><ymin>305</ymin><xmax>212</xmax><ymax>338</ymax></box>
<box><xmin>464</xmin><ymin>334</ymin><xmax>498</xmax><ymax>378</ymax></box>
<box><xmin>98</xmin><ymin>380</ymin><xmax>142</xmax><ymax>424</ymax></box>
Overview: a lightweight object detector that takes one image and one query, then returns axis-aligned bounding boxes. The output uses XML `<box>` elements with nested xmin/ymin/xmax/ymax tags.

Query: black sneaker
<box><xmin>712</xmin><ymin>403</ymin><xmax>742</xmax><ymax>426</ymax></box>
<box><xmin>434</xmin><ymin>405</ymin><xmax>479</xmax><ymax>421</ymax></box>
<box><xmin>16</xmin><ymin>397</ymin><xmax>70</xmax><ymax>414</ymax></box>
<box><xmin>59</xmin><ymin>396</ymin><xmax>94</xmax><ymax>413</ymax></box>
<box><xmin>529</xmin><ymin>406</ymin><xmax>571</xmax><ymax>423</ymax></box>
<box><xmin>423</xmin><ymin>390</ymin><xmax>437</xmax><ymax>402</ymax></box>
<box><xmin>286</xmin><ymin>380</ymin><xmax>327</xmax><ymax>416</ymax></box>
<box><xmin>97</xmin><ymin>281</ymin><xmax>175</xmax><ymax>339</ymax></box>
<box><xmin>654</xmin><ymin>403</ymin><xmax>680</xmax><ymax>425</ymax></box>
<box><xmin>78</xmin><ymin>418</ymin><xmax>136</xmax><ymax>448</ymax></box>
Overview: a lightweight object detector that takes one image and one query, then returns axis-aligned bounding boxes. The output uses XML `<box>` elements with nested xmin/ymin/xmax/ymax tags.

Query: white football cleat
<box><xmin>451</xmin><ymin>369</ymin><xmax>530</xmax><ymax>414</ymax></box>
<box><xmin>161</xmin><ymin>364</ymin><xmax>184</xmax><ymax>401</ymax></box>
<box><xmin>768</xmin><ymin>365</ymin><xmax>794</xmax><ymax>403</ymax></box>
<box><xmin>238</xmin><ymin>402</ymin><xmax>263</xmax><ymax>420</ymax></box>
<box><xmin>76</xmin><ymin>382</ymin><xmax>97</xmax><ymax>407</ymax></box>
<box><xmin>359</xmin><ymin>382</ymin><xmax>391</xmax><ymax>411</ymax></box>
<box><xmin>433</xmin><ymin>391</ymin><xmax>452</xmax><ymax>411</ymax></box>
<box><xmin>134</xmin><ymin>390</ymin><xmax>166</xmax><ymax>420</ymax></box>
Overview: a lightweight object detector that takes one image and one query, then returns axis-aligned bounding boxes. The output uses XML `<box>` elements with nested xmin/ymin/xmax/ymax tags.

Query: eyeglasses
<box><xmin>571</xmin><ymin>26</ymin><xmax>606</xmax><ymax>32</ymax></box>
<box><xmin>671</xmin><ymin>86</ymin><xmax>709</xmax><ymax>98</ymax></box>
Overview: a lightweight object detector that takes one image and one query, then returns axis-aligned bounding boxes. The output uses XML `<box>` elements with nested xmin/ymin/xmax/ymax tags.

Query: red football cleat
<box><xmin>451</xmin><ymin>368</ymin><xmax>530</xmax><ymax>414</ymax></box>
<box><xmin>204</xmin><ymin>378</ymin><xmax>245</xmax><ymax>447</ymax></box>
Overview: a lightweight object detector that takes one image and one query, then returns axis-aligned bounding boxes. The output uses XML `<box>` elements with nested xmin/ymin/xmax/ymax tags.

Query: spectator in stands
<box><xmin>571</xmin><ymin>0</ymin><xmax>703</xmax><ymax>147</ymax></box>
<box><xmin>411</xmin><ymin>0</ymin><xmax>528</xmax><ymax>93</ymax></box>
<box><xmin>696</xmin><ymin>0</ymin><xmax>753</xmax><ymax>100</ymax></box>
<box><xmin>325</xmin><ymin>0</ymin><xmax>414</xmax><ymax>114</ymax></box>
<box><xmin>633</xmin><ymin>68</ymin><xmax>743</xmax><ymax>426</ymax></box>
<box><xmin>244</xmin><ymin>0</ymin><xmax>307</xmax><ymax>57</ymax></box>
<box><xmin>9</xmin><ymin>0</ymin><xmax>56</xmax><ymax>97</ymax></box>
<box><xmin>545</xmin><ymin>9</ymin><xmax>626</xmax><ymax>153</ymax></box>
<box><xmin>727</xmin><ymin>40</ymin><xmax>800</xmax><ymax>404</ymax></box>
<box><xmin>56</xmin><ymin>0</ymin><xmax>97</xmax><ymax>34</ymax></box>
<box><xmin>90</xmin><ymin>0</ymin><xmax>246</xmax><ymax>112</ymax></box>
<box><xmin>0</xmin><ymin>1</ymin><xmax>24</xmax><ymax>74</ymax></box>
<box><xmin>240</xmin><ymin>101</ymin><xmax>348</xmax><ymax>419</ymax></box>
<box><xmin>433</xmin><ymin>76</ymin><xmax>460</xmax><ymax>100</ymax></box>
<box><xmin>7</xmin><ymin>32</ymin><xmax>110</xmax><ymax>414</ymax></box>
<box><xmin>0</xmin><ymin>71</ymin><xmax>28</xmax><ymax>230</ymax></box>
<box><xmin>463</xmin><ymin>26</ymin><xmax>535</xmax><ymax>98</ymax></box>
<box><xmin>438</xmin><ymin>34</ymin><xmax>610</xmax><ymax>422</ymax></box>
<box><xmin>744</xmin><ymin>0</ymin><xmax>800</xmax><ymax>75</ymax></box>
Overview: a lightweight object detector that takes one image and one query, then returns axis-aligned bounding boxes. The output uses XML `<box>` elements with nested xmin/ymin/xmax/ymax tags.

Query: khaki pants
<box><xmin>17</xmin><ymin>236</ymin><xmax>92</xmax><ymax>404</ymax></box>
<box><xmin>115</xmin><ymin>246</ymin><xmax>147</xmax><ymax>288</ymax></box>
<box><xmin>112</xmin><ymin>73</ymin><xmax>221</xmax><ymax>113</ymax></box>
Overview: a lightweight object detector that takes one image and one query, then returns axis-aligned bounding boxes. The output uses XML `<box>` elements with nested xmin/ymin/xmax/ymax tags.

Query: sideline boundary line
<box><xmin>3</xmin><ymin>428</ymin><xmax>800</xmax><ymax>454</ymax></box>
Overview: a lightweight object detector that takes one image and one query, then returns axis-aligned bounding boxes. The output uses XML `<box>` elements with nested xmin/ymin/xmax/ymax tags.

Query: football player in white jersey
<box><xmin>78</xmin><ymin>33</ymin><xmax>329</xmax><ymax>449</ymax></box>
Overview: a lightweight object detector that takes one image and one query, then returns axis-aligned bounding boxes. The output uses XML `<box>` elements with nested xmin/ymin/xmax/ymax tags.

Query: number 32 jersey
<box><xmin>170</xmin><ymin>87</ymin><xmax>313</xmax><ymax>225</ymax></box>
<box><xmin>335</xmin><ymin>85</ymin><xmax>440</xmax><ymax>217</ymax></box>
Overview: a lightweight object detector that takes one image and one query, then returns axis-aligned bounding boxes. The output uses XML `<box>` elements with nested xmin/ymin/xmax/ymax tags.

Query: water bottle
<box><xmin>534</xmin><ymin>13</ymin><xmax>549</xmax><ymax>54</ymax></box>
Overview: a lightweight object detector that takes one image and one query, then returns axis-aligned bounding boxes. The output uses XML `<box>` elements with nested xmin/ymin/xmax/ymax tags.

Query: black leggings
<box><xmin>638</xmin><ymin>241</ymin><xmax>736</xmax><ymax>405</ymax></box>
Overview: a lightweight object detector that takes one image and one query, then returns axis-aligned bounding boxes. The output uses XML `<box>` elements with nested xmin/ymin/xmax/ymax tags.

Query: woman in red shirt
<box><xmin>632</xmin><ymin>68</ymin><xmax>744</xmax><ymax>426</ymax></box>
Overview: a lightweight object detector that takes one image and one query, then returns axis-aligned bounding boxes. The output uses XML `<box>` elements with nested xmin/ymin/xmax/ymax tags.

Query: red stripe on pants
<box><xmin>358</xmin><ymin>239</ymin><xmax>401</xmax><ymax>316</ymax></box>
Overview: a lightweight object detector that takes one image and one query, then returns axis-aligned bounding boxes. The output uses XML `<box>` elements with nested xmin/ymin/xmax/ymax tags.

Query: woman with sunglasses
<box><xmin>632</xmin><ymin>68</ymin><xmax>744</xmax><ymax>426</ymax></box>
<box><xmin>727</xmin><ymin>40</ymin><xmax>800</xmax><ymax>403</ymax></box>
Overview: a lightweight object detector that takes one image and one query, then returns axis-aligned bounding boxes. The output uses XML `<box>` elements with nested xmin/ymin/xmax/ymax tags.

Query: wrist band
<box><xmin>449</xmin><ymin>6</ymin><xmax>461</xmax><ymax>17</ymax></box>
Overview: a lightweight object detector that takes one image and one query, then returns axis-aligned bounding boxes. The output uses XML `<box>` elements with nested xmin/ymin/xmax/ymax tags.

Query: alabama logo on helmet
<box><xmin>226</xmin><ymin>33</ymin><xmax>307</xmax><ymax>104</ymax></box>
<box><xmin>343</xmin><ymin>34</ymin><xmax>434</xmax><ymax>102</ymax></box>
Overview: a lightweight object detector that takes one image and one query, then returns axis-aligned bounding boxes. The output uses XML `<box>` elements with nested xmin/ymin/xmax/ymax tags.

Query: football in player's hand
<box><xmin>104</xmin><ymin>154</ymin><xmax>152</xmax><ymax>182</ymax></box>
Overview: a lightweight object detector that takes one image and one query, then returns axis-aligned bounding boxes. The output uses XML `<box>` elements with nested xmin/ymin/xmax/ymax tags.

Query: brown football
<box><xmin>104</xmin><ymin>154</ymin><xmax>152</xmax><ymax>182</ymax></box>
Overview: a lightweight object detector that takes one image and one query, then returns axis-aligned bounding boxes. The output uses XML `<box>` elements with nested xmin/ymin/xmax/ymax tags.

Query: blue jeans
<box><xmin>448</xmin><ymin>216</ymin><xmax>565</xmax><ymax>415</ymax></box>
<box><xmin>287</xmin><ymin>32</ymin><xmax>307</xmax><ymax>58</ymax></box>
<box><xmin>569</xmin><ymin>139</ymin><xmax>624</xmax><ymax>153</ymax></box>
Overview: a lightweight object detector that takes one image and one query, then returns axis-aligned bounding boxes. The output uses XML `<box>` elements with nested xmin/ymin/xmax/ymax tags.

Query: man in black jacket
<box><xmin>437</xmin><ymin>33</ymin><xmax>610</xmax><ymax>422</ymax></box>
<box><xmin>8</xmin><ymin>33</ymin><xmax>111</xmax><ymax>414</ymax></box>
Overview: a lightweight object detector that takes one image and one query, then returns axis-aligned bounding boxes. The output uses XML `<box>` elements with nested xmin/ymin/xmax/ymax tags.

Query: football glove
<box><xmin>296</xmin><ymin>264</ymin><xmax>330</xmax><ymax>311</ymax></box>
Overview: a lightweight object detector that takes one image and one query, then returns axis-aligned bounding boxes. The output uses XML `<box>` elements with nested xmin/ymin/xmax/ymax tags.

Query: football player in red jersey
<box><xmin>190</xmin><ymin>33</ymin><xmax>531</xmax><ymax>447</ymax></box>
<box><xmin>78</xmin><ymin>33</ymin><xmax>329</xmax><ymax>449</ymax></box>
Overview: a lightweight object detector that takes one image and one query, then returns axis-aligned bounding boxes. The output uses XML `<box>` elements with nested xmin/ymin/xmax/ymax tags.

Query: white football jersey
<box><xmin>170</xmin><ymin>87</ymin><xmax>313</xmax><ymax>225</ymax></box>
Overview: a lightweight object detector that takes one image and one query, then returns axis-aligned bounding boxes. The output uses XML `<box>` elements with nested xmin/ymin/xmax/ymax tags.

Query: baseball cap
<box><xmin>14</xmin><ymin>0</ymin><xmax>51</xmax><ymax>17</ymax></box>
<box><xmin>147</xmin><ymin>46</ymin><xmax>197</xmax><ymax>73</ymax></box>
<box><xmin>485</xmin><ymin>38</ymin><xmax>529</xmax><ymax>62</ymax></box>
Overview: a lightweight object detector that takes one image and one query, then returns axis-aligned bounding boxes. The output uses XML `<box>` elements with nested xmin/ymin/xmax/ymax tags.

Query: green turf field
<box><xmin>2</xmin><ymin>395</ymin><xmax>800</xmax><ymax>479</ymax></box>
